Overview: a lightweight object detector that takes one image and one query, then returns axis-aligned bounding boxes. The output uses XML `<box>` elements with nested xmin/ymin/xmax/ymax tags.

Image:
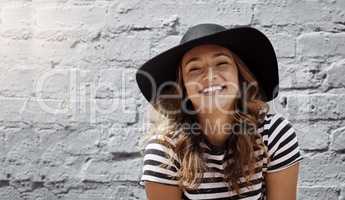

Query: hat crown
<box><xmin>180</xmin><ymin>23</ymin><xmax>227</xmax><ymax>44</ymax></box>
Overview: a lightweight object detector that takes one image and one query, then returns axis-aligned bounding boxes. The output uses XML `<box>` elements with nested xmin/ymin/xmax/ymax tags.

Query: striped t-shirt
<box><xmin>138</xmin><ymin>113</ymin><xmax>304</xmax><ymax>200</ymax></box>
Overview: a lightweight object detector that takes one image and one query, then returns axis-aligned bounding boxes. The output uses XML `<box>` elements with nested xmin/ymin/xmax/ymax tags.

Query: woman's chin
<box><xmin>197</xmin><ymin>101</ymin><xmax>234</xmax><ymax>114</ymax></box>
<box><xmin>190</xmin><ymin>94</ymin><xmax>237</xmax><ymax>114</ymax></box>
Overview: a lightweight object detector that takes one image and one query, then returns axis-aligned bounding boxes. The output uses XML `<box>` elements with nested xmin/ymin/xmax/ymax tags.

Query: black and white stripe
<box><xmin>139</xmin><ymin>113</ymin><xmax>303</xmax><ymax>200</ymax></box>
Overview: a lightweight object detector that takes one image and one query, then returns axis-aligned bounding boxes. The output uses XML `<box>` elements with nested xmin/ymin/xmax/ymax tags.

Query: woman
<box><xmin>136</xmin><ymin>23</ymin><xmax>303</xmax><ymax>200</ymax></box>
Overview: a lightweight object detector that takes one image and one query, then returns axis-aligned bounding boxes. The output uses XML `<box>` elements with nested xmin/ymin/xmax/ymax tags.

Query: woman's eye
<box><xmin>189</xmin><ymin>67</ymin><xmax>201</xmax><ymax>72</ymax></box>
<box><xmin>217</xmin><ymin>62</ymin><xmax>228</xmax><ymax>66</ymax></box>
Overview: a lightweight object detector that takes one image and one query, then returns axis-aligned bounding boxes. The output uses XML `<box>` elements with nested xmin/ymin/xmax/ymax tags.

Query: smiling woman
<box><xmin>136</xmin><ymin>23</ymin><xmax>303</xmax><ymax>200</ymax></box>
<box><xmin>180</xmin><ymin>45</ymin><xmax>240</xmax><ymax>120</ymax></box>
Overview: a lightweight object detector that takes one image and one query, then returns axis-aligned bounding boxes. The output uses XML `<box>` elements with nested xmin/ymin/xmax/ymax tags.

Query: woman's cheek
<box><xmin>187</xmin><ymin>87</ymin><xmax>199</xmax><ymax>98</ymax></box>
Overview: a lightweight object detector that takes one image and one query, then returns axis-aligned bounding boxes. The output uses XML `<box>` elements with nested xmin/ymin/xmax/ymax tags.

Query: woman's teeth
<box><xmin>202</xmin><ymin>85</ymin><xmax>225</xmax><ymax>95</ymax></box>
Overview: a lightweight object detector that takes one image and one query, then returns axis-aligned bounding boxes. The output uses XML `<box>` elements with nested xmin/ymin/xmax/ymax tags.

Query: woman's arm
<box><xmin>144</xmin><ymin>181</ymin><xmax>182</xmax><ymax>200</ymax></box>
<box><xmin>140</xmin><ymin>135</ymin><xmax>183</xmax><ymax>200</ymax></box>
<box><xmin>264</xmin><ymin>113</ymin><xmax>304</xmax><ymax>200</ymax></box>
<box><xmin>265</xmin><ymin>162</ymin><xmax>300</xmax><ymax>200</ymax></box>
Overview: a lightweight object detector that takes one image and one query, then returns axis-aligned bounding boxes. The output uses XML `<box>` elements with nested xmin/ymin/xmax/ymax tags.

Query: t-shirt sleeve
<box><xmin>138</xmin><ymin>135</ymin><xmax>181</xmax><ymax>187</ymax></box>
<box><xmin>266</xmin><ymin>113</ymin><xmax>304</xmax><ymax>173</ymax></box>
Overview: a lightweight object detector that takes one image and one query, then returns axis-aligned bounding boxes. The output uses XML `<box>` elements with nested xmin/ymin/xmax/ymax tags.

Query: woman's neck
<box><xmin>197</xmin><ymin>110</ymin><xmax>234</xmax><ymax>148</ymax></box>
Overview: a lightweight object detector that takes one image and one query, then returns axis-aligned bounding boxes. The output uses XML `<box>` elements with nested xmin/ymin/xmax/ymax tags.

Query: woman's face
<box><xmin>181</xmin><ymin>44</ymin><xmax>239</xmax><ymax>114</ymax></box>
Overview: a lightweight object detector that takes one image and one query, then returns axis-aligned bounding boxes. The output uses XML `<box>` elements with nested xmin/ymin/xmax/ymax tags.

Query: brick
<box><xmin>33</xmin><ymin>0</ymin><xmax>111</xmax><ymax>7</ymax></box>
<box><xmin>0</xmin><ymin>39</ymin><xmax>78</xmax><ymax>68</ymax></box>
<box><xmin>35</xmin><ymin>68</ymin><xmax>97</xmax><ymax>99</ymax></box>
<box><xmin>62</xmin><ymin>184</ymin><xmax>146</xmax><ymax>200</ymax></box>
<box><xmin>63</xmin><ymin>128</ymin><xmax>101</xmax><ymax>155</ymax></box>
<box><xmin>0</xmin><ymin>68</ymin><xmax>42</xmax><ymax>97</ymax></box>
<box><xmin>104</xmin><ymin>32</ymin><xmax>151</xmax><ymax>64</ymax></box>
<box><xmin>279</xmin><ymin>62</ymin><xmax>324</xmax><ymax>89</ymax></box>
<box><xmin>104</xmin><ymin>123</ymin><xmax>143</xmax><ymax>153</ymax></box>
<box><xmin>71</xmin><ymin>32</ymin><xmax>151</xmax><ymax>69</ymax></box>
<box><xmin>0</xmin><ymin>27</ymin><xmax>150</xmax><ymax>71</ymax></box>
<box><xmin>297</xmin><ymin>32</ymin><xmax>345</xmax><ymax>59</ymax></box>
<box><xmin>81</xmin><ymin>157</ymin><xmax>142</xmax><ymax>182</ymax></box>
<box><xmin>0</xmin><ymin>187</ymin><xmax>22</xmax><ymax>200</ymax></box>
<box><xmin>107</xmin><ymin>1</ymin><xmax>253</xmax><ymax>30</ymax></box>
<box><xmin>321</xmin><ymin>59</ymin><xmax>345</xmax><ymax>89</ymax></box>
<box><xmin>2</xmin><ymin>128</ymin><xmax>41</xmax><ymax>167</ymax></box>
<box><xmin>294</xmin><ymin>121</ymin><xmax>329</xmax><ymax>151</ymax></box>
<box><xmin>74</xmin><ymin>98</ymin><xmax>137</xmax><ymax>124</ymax></box>
<box><xmin>330</xmin><ymin>126</ymin><xmax>345</xmax><ymax>151</ymax></box>
<box><xmin>300</xmin><ymin>152</ymin><xmax>345</xmax><ymax>186</ymax></box>
<box><xmin>0</xmin><ymin>5</ymin><xmax>34</xmax><ymax>28</ymax></box>
<box><xmin>32</xmin><ymin>28</ymin><xmax>100</xmax><ymax>42</ymax></box>
<box><xmin>150</xmin><ymin>35</ymin><xmax>181</xmax><ymax>58</ymax></box>
<box><xmin>36</xmin><ymin>162</ymin><xmax>81</xmax><ymax>184</ymax></box>
<box><xmin>0</xmin><ymin>97</ymin><xmax>69</xmax><ymax>124</ymax></box>
<box><xmin>0</xmin><ymin>67</ymin><xmax>128</xmax><ymax>100</ymax></box>
<box><xmin>0</xmin><ymin>128</ymin><xmax>85</xmax><ymax>183</ymax></box>
<box><xmin>0</xmin><ymin>96</ymin><xmax>138</xmax><ymax>125</ymax></box>
<box><xmin>179</xmin><ymin>2</ymin><xmax>253</xmax><ymax>27</ymax></box>
<box><xmin>298</xmin><ymin>187</ymin><xmax>339</xmax><ymax>200</ymax></box>
<box><xmin>0</xmin><ymin>28</ymin><xmax>33</xmax><ymax>40</ymax></box>
<box><xmin>0</xmin><ymin>27</ymin><xmax>102</xmax><ymax>42</ymax></box>
<box><xmin>253</xmin><ymin>1</ymin><xmax>344</xmax><ymax>26</ymax></box>
<box><xmin>37</xmin><ymin>139</ymin><xmax>70</xmax><ymax>169</ymax></box>
<box><xmin>36</xmin><ymin>6</ymin><xmax>107</xmax><ymax>29</ymax></box>
<box><xmin>286</xmin><ymin>94</ymin><xmax>345</xmax><ymax>120</ymax></box>
<box><xmin>0</xmin><ymin>68</ymin><xmax>97</xmax><ymax>99</ymax></box>
<box><xmin>24</xmin><ymin>188</ymin><xmax>58</xmax><ymax>200</ymax></box>
<box><xmin>270</xmin><ymin>32</ymin><xmax>296</xmax><ymax>58</ymax></box>
<box><xmin>96</xmin><ymin>68</ymin><xmax>139</xmax><ymax>99</ymax></box>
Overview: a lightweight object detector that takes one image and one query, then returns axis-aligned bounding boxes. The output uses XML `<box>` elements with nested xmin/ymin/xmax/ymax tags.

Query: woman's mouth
<box><xmin>200</xmin><ymin>84</ymin><xmax>227</xmax><ymax>96</ymax></box>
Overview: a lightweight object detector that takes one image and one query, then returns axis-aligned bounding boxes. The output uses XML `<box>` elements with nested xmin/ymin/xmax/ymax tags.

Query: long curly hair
<box><xmin>139</xmin><ymin>47</ymin><xmax>271</xmax><ymax>196</ymax></box>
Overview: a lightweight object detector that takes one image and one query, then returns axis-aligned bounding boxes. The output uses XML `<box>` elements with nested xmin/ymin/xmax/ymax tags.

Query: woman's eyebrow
<box><xmin>212</xmin><ymin>52</ymin><xmax>231</xmax><ymax>59</ymax></box>
<box><xmin>184</xmin><ymin>52</ymin><xmax>230</xmax><ymax>66</ymax></box>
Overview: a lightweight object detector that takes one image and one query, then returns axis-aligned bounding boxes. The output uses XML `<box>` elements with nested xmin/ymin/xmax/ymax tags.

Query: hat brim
<box><xmin>136</xmin><ymin>26</ymin><xmax>279</xmax><ymax>104</ymax></box>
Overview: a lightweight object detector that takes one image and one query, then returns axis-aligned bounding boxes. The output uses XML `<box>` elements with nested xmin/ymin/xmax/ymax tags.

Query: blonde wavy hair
<box><xmin>139</xmin><ymin>47</ymin><xmax>271</xmax><ymax>196</ymax></box>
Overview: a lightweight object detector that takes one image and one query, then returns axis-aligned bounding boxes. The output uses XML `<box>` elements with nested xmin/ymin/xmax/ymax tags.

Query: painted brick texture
<box><xmin>0</xmin><ymin>0</ymin><xmax>344</xmax><ymax>199</ymax></box>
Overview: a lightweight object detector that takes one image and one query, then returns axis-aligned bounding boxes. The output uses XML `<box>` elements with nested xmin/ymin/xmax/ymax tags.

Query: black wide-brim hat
<box><xmin>135</xmin><ymin>23</ymin><xmax>279</xmax><ymax>105</ymax></box>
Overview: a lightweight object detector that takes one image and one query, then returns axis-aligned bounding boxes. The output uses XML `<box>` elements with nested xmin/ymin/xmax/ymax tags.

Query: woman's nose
<box><xmin>204</xmin><ymin>67</ymin><xmax>217</xmax><ymax>82</ymax></box>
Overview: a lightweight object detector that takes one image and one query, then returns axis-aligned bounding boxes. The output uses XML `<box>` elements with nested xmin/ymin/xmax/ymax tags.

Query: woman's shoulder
<box><xmin>143</xmin><ymin>134</ymin><xmax>180</xmax><ymax>160</ymax></box>
<box><xmin>145</xmin><ymin>134</ymin><xmax>178</xmax><ymax>148</ymax></box>
<box><xmin>259</xmin><ymin>112</ymin><xmax>304</xmax><ymax>172</ymax></box>
<box><xmin>139</xmin><ymin>134</ymin><xmax>182</xmax><ymax>187</ymax></box>
<box><xmin>259</xmin><ymin>112</ymin><xmax>292</xmax><ymax>133</ymax></box>
<box><xmin>258</xmin><ymin>112</ymin><xmax>297</xmax><ymax>145</ymax></box>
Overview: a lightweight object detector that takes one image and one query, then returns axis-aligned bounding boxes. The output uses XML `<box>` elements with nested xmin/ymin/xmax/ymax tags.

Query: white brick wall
<box><xmin>0</xmin><ymin>0</ymin><xmax>344</xmax><ymax>199</ymax></box>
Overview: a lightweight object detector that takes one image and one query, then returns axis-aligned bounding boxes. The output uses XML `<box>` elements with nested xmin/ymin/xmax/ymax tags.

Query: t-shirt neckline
<box><xmin>201</xmin><ymin>134</ymin><xmax>227</xmax><ymax>154</ymax></box>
